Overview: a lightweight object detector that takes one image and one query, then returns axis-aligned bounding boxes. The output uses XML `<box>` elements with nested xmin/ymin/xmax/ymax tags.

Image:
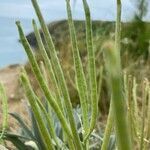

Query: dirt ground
<box><xmin>0</xmin><ymin>65</ymin><xmax>29</xmax><ymax>132</ymax></box>
<box><xmin>0</xmin><ymin>65</ymin><xmax>20</xmax><ymax>99</ymax></box>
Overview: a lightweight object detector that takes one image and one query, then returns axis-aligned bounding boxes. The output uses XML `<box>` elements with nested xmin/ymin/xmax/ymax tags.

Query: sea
<box><xmin>0</xmin><ymin>0</ymin><xmax>149</xmax><ymax>68</ymax></box>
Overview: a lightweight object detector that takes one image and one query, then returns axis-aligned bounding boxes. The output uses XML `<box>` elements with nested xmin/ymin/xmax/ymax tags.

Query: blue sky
<box><xmin>0</xmin><ymin>0</ymin><xmax>66</xmax><ymax>20</ymax></box>
<box><xmin>0</xmin><ymin>0</ymin><xmax>150</xmax><ymax>20</ymax></box>
<box><xmin>1</xmin><ymin>0</ymin><xmax>149</xmax><ymax>21</ymax></box>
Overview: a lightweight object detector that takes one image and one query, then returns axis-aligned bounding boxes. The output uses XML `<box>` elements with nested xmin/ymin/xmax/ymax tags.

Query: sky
<box><xmin>1</xmin><ymin>0</ymin><xmax>150</xmax><ymax>21</ymax></box>
<box><xmin>0</xmin><ymin>0</ymin><xmax>150</xmax><ymax>34</ymax></box>
<box><xmin>0</xmin><ymin>0</ymin><xmax>149</xmax><ymax>68</ymax></box>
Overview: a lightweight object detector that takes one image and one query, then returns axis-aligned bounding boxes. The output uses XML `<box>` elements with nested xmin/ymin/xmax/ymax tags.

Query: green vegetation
<box><xmin>0</xmin><ymin>0</ymin><xmax>150</xmax><ymax>149</ymax></box>
<box><xmin>122</xmin><ymin>0</ymin><xmax>150</xmax><ymax>59</ymax></box>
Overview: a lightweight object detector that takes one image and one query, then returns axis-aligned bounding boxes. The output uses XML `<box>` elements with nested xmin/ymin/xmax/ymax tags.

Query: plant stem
<box><xmin>16</xmin><ymin>21</ymin><xmax>73</xmax><ymax>140</ymax></box>
<box><xmin>101</xmin><ymin>98</ymin><xmax>114</xmax><ymax>150</ymax></box>
<box><xmin>65</xmin><ymin>0</ymin><xmax>89</xmax><ymax>140</ymax></box>
<box><xmin>82</xmin><ymin>0</ymin><xmax>98</xmax><ymax>141</ymax></box>
<box><xmin>21</xmin><ymin>73</ymin><xmax>54</xmax><ymax>150</ymax></box>
<box><xmin>115</xmin><ymin>0</ymin><xmax>122</xmax><ymax>63</ymax></box>
<box><xmin>114</xmin><ymin>0</ymin><xmax>132</xmax><ymax>149</ymax></box>
<box><xmin>36</xmin><ymin>95</ymin><xmax>60</xmax><ymax>148</ymax></box>
<box><xmin>145</xmin><ymin>84</ymin><xmax>150</xmax><ymax>150</ymax></box>
<box><xmin>103</xmin><ymin>41</ymin><xmax>132</xmax><ymax>150</ymax></box>
<box><xmin>31</xmin><ymin>1</ymin><xmax>82</xmax><ymax>148</ymax></box>
<box><xmin>32</xmin><ymin>20</ymin><xmax>64</xmax><ymax>111</ymax></box>
<box><xmin>140</xmin><ymin>78</ymin><xmax>148</xmax><ymax>150</ymax></box>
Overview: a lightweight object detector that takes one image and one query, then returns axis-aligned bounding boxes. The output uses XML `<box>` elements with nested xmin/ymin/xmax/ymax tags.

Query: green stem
<box><xmin>132</xmin><ymin>77</ymin><xmax>139</xmax><ymax>139</ymax></box>
<box><xmin>65</xmin><ymin>0</ymin><xmax>89</xmax><ymax>140</ymax></box>
<box><xmin>82</xmin><ymin>0</ymin><xmax>98</xmax><ymax>140</ymax></box>
<box><xmin>145</xmin><ymin>85</ymin><xmax>150</xmax><ymax>150</ymax></box>
<box><xmin>103</xmin><ymin>41</ymin><xmax>132</xmax><ymax>150</ymax></box>
<box><xmin>101</xmin><ymin>98</ymin><xmax>114</xmax><ymax>150</ymax></box>
<box><xmin>31</xmin><ymin>1</ymin><xmax>82</xmax><ymax>148</ymax></box>
<box><xmin>16</xmin><ymin>21</ymin><xmax>72</xmax><ymax>140</ymax></box>
<box><xmin>35</xmin><ymin>95</ymin><xmax>60</xmax><ymax>148</ymax></box>
<box><xmin>127</xmin><ymin>75</ymin><xmax>134</xmax><ymax>145</ymax></box>
<box><xmin>32</xmin><ymin>20</ymin><xmax>64</xmax><ymax>111</ymax></box>
<box><xmin>21</xmin><ymin>73</ymin><xmax>54</xmax><ymax>150</ymax></box>
<box><xmin>140</xmin><ymin>79</ymin><xmax>148</xmax><ymax>150</ymax></box>
<box><xmin>114</xmin><ymin>0</ymin><xmax>132</xmax><ymax>149</ymax></box>
<box><xmin>115</xmin><ymin>0</ymin><xmax>122</xmax><ymax>63</ymax></box>
<box><xmin>97</xmin><ymin>67</ymin><xmax>103</xmax><ymax>105</ymax></box>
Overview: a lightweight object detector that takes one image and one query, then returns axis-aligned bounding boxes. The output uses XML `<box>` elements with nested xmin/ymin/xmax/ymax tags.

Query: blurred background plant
<box><xmin>122</xmin><ymin>0</ymin><xmax>150</xmax><ymax>60</ymax></box>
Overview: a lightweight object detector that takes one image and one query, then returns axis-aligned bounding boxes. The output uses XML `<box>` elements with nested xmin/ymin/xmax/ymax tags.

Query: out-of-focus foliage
<box><xmin>123</xmin><ymin>0</ymin><xmax>150</xmax><ymax>59</ymax></box>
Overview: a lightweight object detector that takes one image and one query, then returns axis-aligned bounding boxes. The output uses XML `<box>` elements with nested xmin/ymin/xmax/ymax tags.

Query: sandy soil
<box><xmin>0</xmin><ymin>65</ymin><xmax>20</xmax><ymax>99</ymax></box>
<box><xmin>0</xmin><ymin>65</ymin><xmax>29</xmax><ymax>132</ymax></box>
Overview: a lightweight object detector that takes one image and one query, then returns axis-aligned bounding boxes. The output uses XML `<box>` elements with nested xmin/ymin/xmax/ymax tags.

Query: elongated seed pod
<box><xmin>82</xmin><ymin>0</ymin><xmax>98</xmax><ymax>140</ymax></box>
<box><xmin>21</xmin><ymin>73</ymin><xmax>54</xmax><ymax>150</ymax></box>
<box><xmin>31</xmin><ymin>1</ymin><xmax>82</xmax><ymax>148</ymax></box>
<box><xmin>140</xmin><ymin>78</ymin><xmax>148</xmax><ymax>150</ymax></box>
<box><xmin>145</xmin><ymin>85</ymin><xmax>150</xmax><ymax>149</ymax></box>
<box><xmin>35</xmin><ymin>94</ymin><xmax>60</xmax><ymax>148</ymax></box>
<box><xmin>16</xmin><ymin>21</ymin><xmax>73</xmax><ymax>140</ymax></box>
<box><xmin>66</xmin><ymin>0</ymin><xmax>89</xmax><ymax>139</ymax></box>
<box><xmin>32</xmin><ymin>20</ymin><xmax>64</xmax><ymax>111</ymax></box>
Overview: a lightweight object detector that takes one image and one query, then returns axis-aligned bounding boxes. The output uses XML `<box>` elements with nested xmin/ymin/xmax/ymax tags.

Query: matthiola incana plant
<box><xmin>1</xmin><ymin>0</ymin><xmax>150</xmax><ymax>150</ymax></box>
